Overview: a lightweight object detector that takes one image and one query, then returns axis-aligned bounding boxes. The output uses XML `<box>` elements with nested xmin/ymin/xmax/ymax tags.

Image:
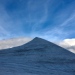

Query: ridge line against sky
<box><xmin>0</xmin><ymin>37</ymin><xmax>75</xmax><ymax>53</ymax></box>
<box><xmin>0</xmin><ymin>0</ymin><xmax>75</xmax><ymax>42</ymax></box>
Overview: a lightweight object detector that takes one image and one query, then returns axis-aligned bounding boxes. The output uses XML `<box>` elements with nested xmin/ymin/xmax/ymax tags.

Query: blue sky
<box><xmin>0</xmin><ymin>0</ymin><xmax>75</xmax><ymax>41</ymax></box>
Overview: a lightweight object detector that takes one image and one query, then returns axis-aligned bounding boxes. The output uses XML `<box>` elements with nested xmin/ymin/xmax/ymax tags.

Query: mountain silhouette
<box><xmin>0</xmin><ymin>37</ymin><xmax>75</xmax><ymax>75</ymax></box>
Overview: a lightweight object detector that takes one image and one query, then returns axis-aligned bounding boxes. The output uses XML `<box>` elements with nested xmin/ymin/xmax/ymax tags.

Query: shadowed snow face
<box><xmin>0</xmin><ymin>37</ymin><xmax>75</xmax><ymax>75</ymax></box>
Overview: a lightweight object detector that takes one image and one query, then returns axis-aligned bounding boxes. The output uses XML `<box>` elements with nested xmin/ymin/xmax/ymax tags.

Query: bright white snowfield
<box><xmin>0</xmin><ymin>37</ymin><xmax>75</xmax><ymax>75</ymax></box>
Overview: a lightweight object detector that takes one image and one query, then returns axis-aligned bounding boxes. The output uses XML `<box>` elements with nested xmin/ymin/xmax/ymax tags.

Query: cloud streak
<box><xmin>0</xmin><ymin>5</ymin><xmax>11</xmax><ymax>38</ymax></box>
<box><xmin>0</xmin><ymin>0</ymin><xmax>75</xmax><ymax>41</ymax></box>
<box><xmin>60</xmin><ymin>13</ymin><xmax>75</xmax><ymax>27</ymax></box>
<box><xmin>26</xmin><ymin>0</ymin><xmax>50</xmax><ymax>33</ymax></box>
<box><xmin>39</xmin><ymin>10</ymin><xmax>75</xmax><ymax>41</ymax></box>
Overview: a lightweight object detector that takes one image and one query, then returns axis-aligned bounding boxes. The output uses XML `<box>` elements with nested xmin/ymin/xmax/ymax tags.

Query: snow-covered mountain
<box><xmin>0</xmin><ymin>37</ymin><xmax>75</xmax><ymax>75</ymax></box>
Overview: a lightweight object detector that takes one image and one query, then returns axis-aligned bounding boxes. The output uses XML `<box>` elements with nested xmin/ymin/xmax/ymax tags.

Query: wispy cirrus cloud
<box><xmin>0</xmin><ymin>0</ymin><xmax>75</xmax><ymax>41</ymax></box>
<box><xmin>0</xmin><ymin>5</ymin><xmax>11</xmax><ymax>38</ymax></box>
<box><xmin>26</xmin><ymin>0</ymin><xmax>50</xmax><ymax>33</ymax></box>
<box><xmin>38</xmin><ymin>10</ymin><xmax>75</xmax><ymax>41</ymax></box>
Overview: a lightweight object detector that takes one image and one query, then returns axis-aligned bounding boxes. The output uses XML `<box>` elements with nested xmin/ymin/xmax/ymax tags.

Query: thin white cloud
<box><xmin>0</xmin><ymin>26</ymin><xmax>9</xmax><ymax>35</ymax></box>
<box><xmin>0</xmin><ymin>4</ymin><xmax>25</xmax><ymax>39</ymax></box>
<box><xmin>60</xmin><ymin>13</ymin><xmax>75</xmax><ymax>27</ymax></box>
<box><xmin>27</xmin><ymin>0</ymin><xmax>50</xmax><ymax>33</ymax></box>
<box><xmin>41</xmin><ymin>11</ymin><xmax>75</xmax><ymax>41</ymax></box>
<box><xmin>0</xmin><ymin>6</ymin><xmax>11</xmax><ymax>37</ymax></box>
<box><xmin>38</xmin><ymin>0</ymin><xmax>75</xmax><ymax>41</ymax></box>
<box><xmin>0</xmin><ymin>0</ymin><xmax>75</xmax><ymax>42</ymax></box>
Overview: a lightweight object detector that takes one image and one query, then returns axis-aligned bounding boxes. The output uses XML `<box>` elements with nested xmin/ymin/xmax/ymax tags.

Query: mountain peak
<box><xmin>30</xmin><ymin>37</ymin><xmax>50</xmax><ymax>44</ymax></box>
<box><xmin>0</xmin><ymin>37</ymin><xmax>75</xmax><ymax>75</ymax></box>
<box><xmin>33</xmin><ymin>37</ymin><xmax>43</xmax><ymax>40</ymax></box>
<box><xmin>32</xmin><ymin>37</ymin><xmax>49</xmax><ymax>42</ymax></box>
<box><xmin>23</xmin><ymin>37</ymin><xmax>55</xmax><ymax>49</ymax></box>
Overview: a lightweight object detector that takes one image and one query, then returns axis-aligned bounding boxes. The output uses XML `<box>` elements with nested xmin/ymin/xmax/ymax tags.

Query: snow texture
<box><xmin>0</xmin><ymin>37</ymin><xmax>75</xmax><ymax>75</ymax></box>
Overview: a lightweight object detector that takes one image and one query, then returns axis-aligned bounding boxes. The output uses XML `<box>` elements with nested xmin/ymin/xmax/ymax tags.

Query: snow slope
<box><xmin>0</xmin><ymin>37</ymin><xmax>75</xmax><ymax>75</ymax></box>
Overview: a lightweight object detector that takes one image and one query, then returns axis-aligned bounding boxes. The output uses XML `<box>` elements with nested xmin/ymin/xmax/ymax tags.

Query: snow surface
<box><xmin>0</xmin><ymin>37</ymin><xmax>75</xmax><ymax>75</ymax></box>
